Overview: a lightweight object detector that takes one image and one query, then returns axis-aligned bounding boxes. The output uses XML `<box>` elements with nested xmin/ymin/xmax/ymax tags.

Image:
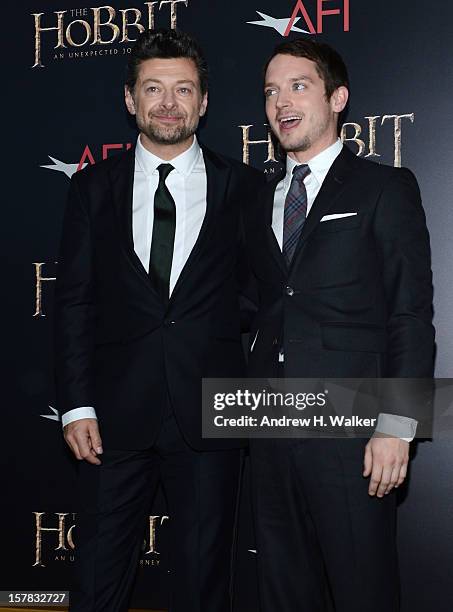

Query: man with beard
<box><xmin>246</xmin><ymin>39</ymin><xmax>434</xmax><ymax>611</ymax></box>
<box><xmin>54</xmin><ymin>29</ymin><xmax>263</xmax><ymax>612</ymax></box>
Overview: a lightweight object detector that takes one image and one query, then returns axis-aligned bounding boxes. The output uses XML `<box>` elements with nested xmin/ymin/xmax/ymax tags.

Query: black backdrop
<box><xmin>2</xmin><ymin>1</ymin><xmax>453</xmax><ymax>610</ymax></box>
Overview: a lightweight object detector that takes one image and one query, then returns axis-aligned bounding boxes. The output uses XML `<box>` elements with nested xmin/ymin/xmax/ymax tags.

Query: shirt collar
<box><xmin>135</xmin><ymin>134</ymin><xmax>201</xmax><ymax>178</ymax></box>
<box><xmin>285</xmin><ymin>138</ymin><xmax>343</xmax><ymax>184</ymax></box>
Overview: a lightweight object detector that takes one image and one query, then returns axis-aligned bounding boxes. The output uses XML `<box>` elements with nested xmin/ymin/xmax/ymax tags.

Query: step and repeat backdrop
<box><xmin>2</xmin><ymin>1</ymin><xmax>453</xmax><ymax>610</ymax></box>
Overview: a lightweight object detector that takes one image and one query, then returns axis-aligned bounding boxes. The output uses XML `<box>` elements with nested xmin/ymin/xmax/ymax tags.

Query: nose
<box><xmin>160</xmin><ymin>89</ymin><xmax>177</xmax><ymax>109</ymax></box>
<box><xmin>275</xmin><ymin>91</ymin><xmax>292</xmax><ymax>110</ymax></box>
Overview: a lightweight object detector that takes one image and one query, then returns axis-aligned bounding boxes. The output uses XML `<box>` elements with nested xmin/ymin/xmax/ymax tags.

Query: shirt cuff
<box><xmin>375</xmin><ymin>413</ymin><xmax>418</xmax><ymax>442</ymax></box>
<box><xmin>61</xmin><ymin>406</ymin><xmax>98</xmax><ymax>428</ymax></box>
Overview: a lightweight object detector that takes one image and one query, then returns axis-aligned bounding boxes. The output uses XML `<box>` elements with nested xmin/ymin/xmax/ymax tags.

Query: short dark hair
<box><xmin>264</xmin><ymin>38</ymin><xmax>349</xmax><ymax>101</ymax></box>
<box><xmin>125</xmin><ymin>28</ymin><xmax>208</xmax><ymax>95</ymax></box>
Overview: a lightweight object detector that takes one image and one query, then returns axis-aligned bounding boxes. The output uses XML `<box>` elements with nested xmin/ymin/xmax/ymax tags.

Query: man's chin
<box><xmin>144</xmin><ymin>125</ymin><xmax>194</xmax><ymax>146</ymax></box>
<box><xmin>281</xmin><ymin>135</ymin><xmax>311</xmax><ymax>153</ymax></box>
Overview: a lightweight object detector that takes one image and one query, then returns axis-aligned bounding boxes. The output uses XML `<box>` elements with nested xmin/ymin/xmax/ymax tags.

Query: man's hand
<box><xmin>363</xmin><ymin>433</ymin><xmax>409</xmax><ymax>497</ymax></box>
<box><xmin>64</xmin><ymin>418</ymin><xmax>103</xmax><ymax>465</ymax></box>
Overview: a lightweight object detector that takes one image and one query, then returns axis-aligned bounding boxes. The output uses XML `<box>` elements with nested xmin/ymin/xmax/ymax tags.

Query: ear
<box><xmin>330</xmin><ymin>86</ymin><xmax>349</xmax><ymax>114</ymax></box>
<box><xmin>199</xmin><ymin>92</ymin><xmax>208</xmax><ymax>117</ymax></box>
<box><xmin>124</xmin><ymin>85</ymin><xmax>136</xmax><ymax>116</ymax></box>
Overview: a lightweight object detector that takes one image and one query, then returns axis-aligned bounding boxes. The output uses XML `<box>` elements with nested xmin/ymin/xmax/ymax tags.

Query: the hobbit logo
<box><xmin>32</xmin><ymin>1</ymin><xmax>190</xmax><ymax>68</ymax></box>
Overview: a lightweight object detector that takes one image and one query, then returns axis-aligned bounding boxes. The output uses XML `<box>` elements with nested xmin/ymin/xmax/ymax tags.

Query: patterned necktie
<box><xmin>283</xmin><ymin>164</ymin><xmax>311</xmax><ymax>266</ymax></box>
<box><xmin>149</xmin><ymin>163</ymin><xmax>176</xmax><ymax>300</ymax></box>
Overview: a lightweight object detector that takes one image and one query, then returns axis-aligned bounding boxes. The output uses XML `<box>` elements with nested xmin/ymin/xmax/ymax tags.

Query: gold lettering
<box><xmin>340</xmin><ymin>122</ymin><xmax>365</xmax><ymax>156</ymax></box>
<box><xmin>71</xmin><ymin>9</ymin><xmax>88</xmax><ymax>17</ymax></box>
<box><xmin>145</xmin><ymin>515</ymin><xmax>160</xmax><ymax>555</ymax></box>
<box><xmin>66</xmin><ymin>524</ymin><xmax>76</xmax><ymax>550</ymax></box>
<box><xmin>145</xmin><ymin>2</ymin><xmax>159</xmax><ymax>30</ymax></box>
<box><xmin>364</xmin><ymin>116</ymin><xmax>381</xmax><ymax>159</ymax></box>
<box><xmin>159</xmin><ymin>0</ymin><xmax>189</xmax><ymax>29</ymax></box>
<box><xmin>33</xmin><ymin>263</ymin><xmax>56</xmax><ymax>318</ymax></box>
<box><xmin>66</xmin><ymin>20</ymin><xmax>92</xmax><ymax>47</ymax></box>
<box><xmin>33</xmin><ymin>512</ymin><xmax>69</xmax><ymax>567</ymax></box>
<box><xmin>381</xmin><ymin>113</ymin><xmax>415</xmax><ymax>168</ymax></box>
<box><xmin>145</xmin><ymin>515</ymin><xmax>168</xmax><ymax>555</ymax></box>
<box><xmin>239</xmin><ymin>125</ymin><xmax>276</xmax><ymax>165</ymax></box>
<box><xmin>32</xmin><ymin>11</ymin><xmax>66</xmax><ymax>68</ymax></box>
<box><xmin>92</xmin><ymin>6</ymin><xmax>120</xmax><ymax>45</ymax></box>
<box><xmin>120</xmin><ymin>8</ymin><xmax>145</xmax><ymax>42</ymax></box>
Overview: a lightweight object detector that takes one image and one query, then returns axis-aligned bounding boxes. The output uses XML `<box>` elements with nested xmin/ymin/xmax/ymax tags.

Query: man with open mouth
<box><xmin>245</xmin><ymin>38</ymin><xmax>434</xmax><ymax>612</ymax></box>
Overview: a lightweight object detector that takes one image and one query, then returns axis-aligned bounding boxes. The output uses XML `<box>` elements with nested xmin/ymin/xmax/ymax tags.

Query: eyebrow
<box><xmin>141</xmin><ymin>78</ymin><xmax>197</xmax><ymax>86</ymax></box>
<box><xmin>264</xmin><ymin>75</ymin><xmax>314</xmax><ymax>88</ymax></box>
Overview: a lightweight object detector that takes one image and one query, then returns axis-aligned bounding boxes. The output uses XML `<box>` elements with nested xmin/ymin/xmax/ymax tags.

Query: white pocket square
<box><xmin>320</xmin><ymin>212</ymin><xmax>357</xmax><ymax>222</ymax></box>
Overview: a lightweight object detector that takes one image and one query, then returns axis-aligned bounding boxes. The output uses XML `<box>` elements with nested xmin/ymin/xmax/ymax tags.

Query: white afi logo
<box><xmin>41</xmin><ymin>405</ymin><xmax>60</xmax><ymax>422</ymax></box>
<box><xmin>40</xmin><ymin>156</ymin><xmax>87</xmax><ymax>179</ymax></box>
<box><xmin>247</xmin><ymin>11</ymin><xmax>313</xmax><ymax>35</ymax></box>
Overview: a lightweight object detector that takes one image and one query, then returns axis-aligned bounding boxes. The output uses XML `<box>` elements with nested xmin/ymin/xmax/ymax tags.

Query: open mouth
<box><xmin>278</xmin><ymin>116</ymin><xmax>302</xmax><ymax>131</ymax></box>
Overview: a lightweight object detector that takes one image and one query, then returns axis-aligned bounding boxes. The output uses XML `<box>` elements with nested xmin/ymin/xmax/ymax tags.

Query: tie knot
<box><xmin>157</xmin><ymin>163</ymin><xmax>174</xmax><ymax>182</ymax></box>
<box><xmin>292</xmin><ymin>164</ymin><xmax>311</xmax><ymax>182</ymax></box>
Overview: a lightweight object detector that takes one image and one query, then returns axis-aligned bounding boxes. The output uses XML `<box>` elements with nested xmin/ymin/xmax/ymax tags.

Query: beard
<box><xmin>137</xmin><ymin>113</ymin><xmax>198</xmax><ymax>146</ymax></box>
<box><xmin>281</xmin><ymin>134</ymin><xmax>311</xmax><ymax>153</ymax></box>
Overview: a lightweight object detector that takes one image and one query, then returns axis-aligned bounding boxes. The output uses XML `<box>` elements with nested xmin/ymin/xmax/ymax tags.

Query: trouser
<box><xmin>250</xmin><ymin>437</ymin><xmax>399</xmax><ymax>612</ymax></box>
<box><xmin>70</xmin><ymin>410</ymin><xmax>242</xmax><ymax>612</ymax></box>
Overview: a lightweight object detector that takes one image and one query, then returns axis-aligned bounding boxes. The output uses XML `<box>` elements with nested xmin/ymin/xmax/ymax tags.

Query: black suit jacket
<box><xmin>245</xmin><ymin>146</ymin><xmax>435</xmax><ymax>423</ymax></box>
<box><xmin>54</xmin><ymin>144</ymin><xmax>264</xmax><ymax>450</ymax></box>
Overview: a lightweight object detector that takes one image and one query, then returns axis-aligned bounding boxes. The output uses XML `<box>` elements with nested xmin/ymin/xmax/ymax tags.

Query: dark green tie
<box><xmin>149</xmin><ymin>163</ymin><xmax>175</xmax><ymax>300</ymax></box>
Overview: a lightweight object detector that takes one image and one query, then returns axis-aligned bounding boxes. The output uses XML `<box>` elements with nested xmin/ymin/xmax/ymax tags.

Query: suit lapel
<box><xmin>289</xmin><ymin>146</ymin><xmax>356</xmax><ymax>272</ymax></box>
<box><xmin>110</xmin><ymin>147</ymin><xmax>156</xmax><ymax>292</ymax></box>
<box><xmin>110</xmin><ymin>144</ymin><xmax>232</xmax><ymax>303</ymax></box>
<box><xmin>263</xmin><ymin>171</ymin><xmax>287</xmax><ymax>277</ymax></box>
<box><xmin>168</xmin><ymin>146</ymin><xmax>231</xmax><ymax>303</ymax></box>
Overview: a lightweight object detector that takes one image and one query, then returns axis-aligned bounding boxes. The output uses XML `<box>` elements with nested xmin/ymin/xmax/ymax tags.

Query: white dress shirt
<box><xmin>61</xmin><ymin>135</ymin><xmax>207</xmax><ymax>427</ymax></box>
<box><xmin>271</xmin><ymin>139</ymin><xmax>417</xmax><ymax>442</ymax></box>
<box><xmin>133</xmin><ymin>134</ymin><xmax>207</xmax><ymax>292</ymax></box>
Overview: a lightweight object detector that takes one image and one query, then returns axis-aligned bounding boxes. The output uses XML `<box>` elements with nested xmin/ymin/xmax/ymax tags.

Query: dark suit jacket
<box><xmin>245</xmin><ymin>145</ymin><xmax>435</xmax><ymax>423</ymax></box>
<box><xmin>54</xmin><ymin>144</ymin><xmax>264</xmax><ymax>450</ymax></box>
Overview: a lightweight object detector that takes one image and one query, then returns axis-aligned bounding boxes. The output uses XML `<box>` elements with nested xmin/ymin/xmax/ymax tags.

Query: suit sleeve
<box><xmin>54</xmin><ymin>174</ymin><xmax>96</xmax><ymax>419</ymax></box>
<box><xmin>373</xmin><ymin>168</ymin><xmax>435</xmax><ymax>429</ymax></box>
<box><xmin>236</xmin><ymin>167</ymin><xmax>266</xmax><ymax>332</ymax></box>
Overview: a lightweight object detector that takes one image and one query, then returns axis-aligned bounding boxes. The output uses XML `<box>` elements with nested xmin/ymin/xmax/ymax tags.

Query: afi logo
<box><xmin>248</xmin><ymin>1</ymin><xmax>350</xmax><ymax>37</ymax></box>
<box><xmin>286</xmin><ymin>0</ymin><xmax>350</xmax><ymax>35</ymax></box>
<box><xmin>40</xmin><ymin>143</ymin><xmax>133</xmax><ymax>180</ymax></box>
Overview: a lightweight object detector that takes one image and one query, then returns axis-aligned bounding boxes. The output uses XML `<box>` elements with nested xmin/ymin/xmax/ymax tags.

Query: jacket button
<box><xmin>286</xmin><ymin>286</ymin><xmax>294</xmax><ymax>296</ymax></box>
<box><xmin>163</xmin><ymin>319</ymin><xmax>175</xmax><ymax>327</ymax></box>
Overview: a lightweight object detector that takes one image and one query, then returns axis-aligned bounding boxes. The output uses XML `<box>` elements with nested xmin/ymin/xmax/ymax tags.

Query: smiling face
<box><xmin>125</xmin><ymin>57</ymin><xmax>208</xmax><ymax>157</ymax></box>
<box><xmin>264</xmin><ymin>53</ymin><xmax>348</xmax><ymax>161</ymax></box>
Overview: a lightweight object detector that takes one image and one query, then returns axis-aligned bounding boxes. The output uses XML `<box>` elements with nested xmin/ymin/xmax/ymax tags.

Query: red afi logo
<box><xmin>285</xmin><ymin>0</ymin><xmax>350</xmax><ymax>36</ymax></box>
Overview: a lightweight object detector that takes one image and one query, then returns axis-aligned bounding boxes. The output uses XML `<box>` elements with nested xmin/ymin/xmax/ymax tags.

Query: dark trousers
<box><xmin>70</xmin><ymin>411</ymin><xmax>242</xmax><ymax>612</ymax></box>
<box><xmin>250</xmin><ymin>437</ymin><xmax>399</xmax><ymax>612</ymax></box>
